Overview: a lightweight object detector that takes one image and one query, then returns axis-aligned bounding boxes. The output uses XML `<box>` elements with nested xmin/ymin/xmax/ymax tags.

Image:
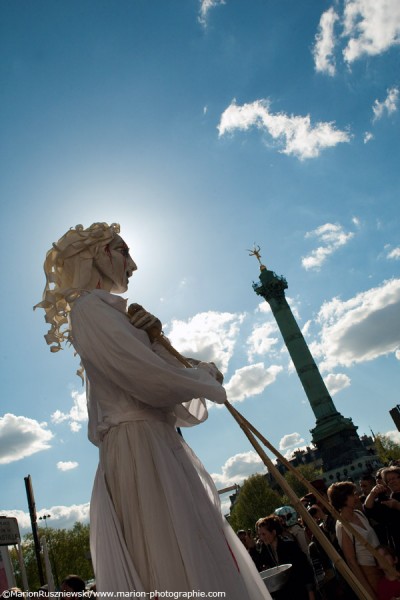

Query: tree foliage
<box><xmin>228</xmin><ymin>474</ymin><xmax>283</xmax><ymax>533</ymax></box>
<box><xmin>282</xmin><ymin>463</ymin><xmax>323</xmax><ymax>499</ymax></box>
<box><xmin>10</xmin><ymin>522</ymin><xmax>93</xmax><ymax>591</ymax></box>
<box><xmin>374</xmin><ymin>434</ymin><xmax>400</xmax><ymax>464</ymax></box>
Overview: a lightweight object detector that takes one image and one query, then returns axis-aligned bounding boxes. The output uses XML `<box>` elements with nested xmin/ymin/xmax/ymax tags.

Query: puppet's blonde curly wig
<box><xmin>35</xmin><ymin>222</ymin><xmax>120</xmax><ymax>352</ymax></box>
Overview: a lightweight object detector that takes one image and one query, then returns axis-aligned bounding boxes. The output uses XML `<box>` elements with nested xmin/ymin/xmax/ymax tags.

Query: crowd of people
<box><xmin>236</xmin><ymin>464</ymin><xmax>400</xmax><ymax>600</ymax></box>
<box><xmin>3</xmin><ymin>468</ymin><xmax>400</xmax><ymax>599</ymax></box>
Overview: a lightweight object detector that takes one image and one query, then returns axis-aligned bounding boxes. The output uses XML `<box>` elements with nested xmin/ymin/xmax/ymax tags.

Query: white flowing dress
<box><xmin>71</xmin><ymin>290</ymin><xmax>271</xmax><ymax>599</ymax></box>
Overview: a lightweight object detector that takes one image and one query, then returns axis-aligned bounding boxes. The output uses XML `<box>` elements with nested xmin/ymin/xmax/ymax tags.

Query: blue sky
<box><xmin>1</xmin><ymin>0</ymin><xmax>400</xmax><ymax>531</ymax></box>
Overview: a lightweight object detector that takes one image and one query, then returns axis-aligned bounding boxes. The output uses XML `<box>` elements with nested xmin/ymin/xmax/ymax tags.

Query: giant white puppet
<box><xmin>36</xmin><ymin>222</ymin><xmax>271</xmax><ymax>599</ymax></box>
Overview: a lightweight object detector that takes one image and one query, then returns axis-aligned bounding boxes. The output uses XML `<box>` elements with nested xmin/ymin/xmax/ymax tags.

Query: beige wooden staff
<box><xmin>155</xmin><ymin>335</ymin><xmax>376</xmax><ymax>593</ymax></box>
<box><xmin>224</xmin><ymin>391</ymin><xmax>400</xmax><ymax>577</ymax></box>
<box><xmin>127</xmin><ymin>307</ymin><xmax>396</xmax><ymax>598</ymax></box>
<box><xmin>225</xmin><ymin>402</ymin><xmax>377</xmax><ymax>600</ymax></box>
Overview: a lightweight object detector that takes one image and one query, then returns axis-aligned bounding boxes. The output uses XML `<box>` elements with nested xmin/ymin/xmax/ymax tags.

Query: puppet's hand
<box><xmin>197</xmin><ymin>361</ymin><xmax>224</xmax><ymax>384</ymax></box>
<box><xmin>128</xmin><ymin>303</ymin><xmax>162</xmax><ymax>341</ymax></box>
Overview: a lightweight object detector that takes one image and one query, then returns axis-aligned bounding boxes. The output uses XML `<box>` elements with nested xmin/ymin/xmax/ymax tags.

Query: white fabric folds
<box><xmin>71</xmin><ymin>290</ymin><xmax>271</xmax><ymax>599</ymax></box>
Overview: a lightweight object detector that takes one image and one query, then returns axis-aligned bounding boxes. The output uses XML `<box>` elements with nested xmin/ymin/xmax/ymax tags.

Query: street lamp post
<box><xmin>38</xmin><ymin>514</ymin><xmax>59</xmax><ymax>588</ymax></box>
<box><xmin>38</xmin><ymin>515</ymin><xmax>51</xmax><ymax>529</ymax></box>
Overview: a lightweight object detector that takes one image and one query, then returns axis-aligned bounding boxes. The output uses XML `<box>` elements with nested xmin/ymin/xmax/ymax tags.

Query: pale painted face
<box><xmin>95</xmin><ymin>235</ymin><xmax>137</xmax><ymax>293</ymax></box>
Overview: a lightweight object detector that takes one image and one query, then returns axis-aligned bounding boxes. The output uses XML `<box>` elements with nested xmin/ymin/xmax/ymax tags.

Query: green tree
<box><xmin>229</xmin><ymin>474</ymin><xmax>283</xmax><ymax>532</ymax></box>
<box><xmin>283</xmin><ymin>464</ymin><xmax>323</xmax><ymax>499</ymax></box>
<box><xmin>374</xmin><ymin>434</ymin><xmax>400</xmax><ymax>464</ymax></box>
<box><xmin>10</xmin><ymin>522</ymin><xmax>93</xmax><ymax>591</ymax></box>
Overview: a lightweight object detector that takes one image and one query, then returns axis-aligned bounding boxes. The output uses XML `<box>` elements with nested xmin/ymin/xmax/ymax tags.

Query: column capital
<box><xmin>253</xmin><ymin>269</ymin><xmax>288</xmax><ymax>302</ymax></box>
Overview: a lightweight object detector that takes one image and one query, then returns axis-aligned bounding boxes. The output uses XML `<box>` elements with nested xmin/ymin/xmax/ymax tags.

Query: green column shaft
<box><xmin>254</xmin><ymin>268</ymin><xmax>338</xmax><ymax>424</ymax></box>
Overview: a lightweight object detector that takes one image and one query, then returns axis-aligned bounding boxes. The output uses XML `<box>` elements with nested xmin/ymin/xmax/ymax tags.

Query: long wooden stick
<box><xmin>226</xmin><ymin>402</ymin><xmax>394</xmax><ymax>570</ymax></box>
<box><xmin>154</xmin><ymin>335</ymin><xmax>396</xmax><ymax>595</ymax></box>
<box><xmin>224</xmin><ymin>401</ymin><xmax>374</xmax><ymax>600</ymax></box>
<box><xmin>156</xmin><ymin>336</ymin><xmax>393</xmax><ymax>561</ymax></box>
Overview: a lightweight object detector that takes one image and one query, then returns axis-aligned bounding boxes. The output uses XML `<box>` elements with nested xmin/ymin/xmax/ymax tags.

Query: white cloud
<box><xmin>324</xmin><ymin>372</ymin><xmax>351</xmax><ymax>395</ymax></box>
<box><xmin>246</xmin><ymin>322</ymin><xmax>279</xmax><ymax>361</ymax></box>
<box><xmin>312</xmin><ymin>279</ymin><xmax>400</xmax><ymax>371</ymax></box>
<box><xmin>302</xmin><ymin>320</ymin><xmax>312</xmax><ymax>337</ymax></box>
<box><xmin>198</xmin><ymin>0</ymin><xmax>225</xmax><ymax>26</ymax></box>
<box><xmin>224</xmin><ymin>363</ymin><xmax>283</xmax><ymax>403</ymax></box>
<box><xmin>279</xmin><ymin>432</ymin><xmax>305</xmax><ymax>451</ymax></box>
<box><xmin>219</xmin><ymin>496</ymin><xmax>232</xmax><ymax>516</ymax></box>
<box><xmin>342</xmin><ymin>0</ymin><xmax>400</xmax><ymax>63</ymax></box>
<box><xmin>388</xmin><ymin>247</ymin><xmax>400</xmax><ymax>260</ymax></box>
<box><xmin>283</xmin><ymin>444</ymin><xmax>310</xmax><ymax>460</ymax></box>
<box><xmin>301</xmin><ymin>223</ymin><xmax>354</xmax><ymax>271</ymax></box>
<box><xmin>364</xmin><ymin>131</ymin><xmax>374</xmax><ymax>143</ymax></box>
<box><xmin>385</xmin><ymin>430</ymin><xmax>400</xmax><ymax>444</ymax></box>
<box><xmin>51</xmin><ymin>389</ymin><xmax>87</xmax><ymax>432</ymax></box>
<box><xmin>0</xmin><ymin>414</ymin><xmax>53</xmax><ymax>464</ymax></box>
<box><xmin>257</xmin><ymin>301</ymin><xmax>271</xmax><ymax>314</ymax></box>
<box><xmin>0</xmin><ymin>509</ymin><xmax>32</xmax><ymax>533</ymax></box>
<box><xmin>70</xmin><ymin>422</ymin><xmax>82</xmax><ymax>433</ymax></box>
<box><xmin>313</xmin><ymin>7</ymin><xmax>339</xmax><ymax>75</ymax></box>
<box><xmin>211</xmin><ymin>451</ymin><xmax>266</xmax><ymax>489</ymax></box>
<box><xmin>218</xmin><ymin>100</ymin><xmax>351</xmax><ymax>160</ymax></box>
<box><xmin>373</xmin><ymin>87</ymin><xmax>399</xmax><ymax>122</ymax></box>
<box><xmin>167</xmin><ymin>311</ymin><xmax>245</xmax><ymax>373</ymax></box>
<box><xmin>57</xmin><ymin>461</ymin><xmax>79</xmax><ymax>471</ymax></box>
<box><xmin>279</xmin><ymin>433</ymin><xmax>311</xmax><ymax>460</ymax></box>
<box><xmin>0</xmin><ymin>504</ymin><xmax>90</xmax><ymax>535</ymax></box>
<box><xmin>313</xmin><ymin>1</ymin><xmax>400</xmax><ymax>74</ymax></box>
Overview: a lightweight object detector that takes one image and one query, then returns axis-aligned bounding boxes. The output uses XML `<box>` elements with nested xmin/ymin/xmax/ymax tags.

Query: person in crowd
<box><xmin>359</xmin><ymin>471</ymin><xmax>390</xmax><ymax>546</ymax></box>
<box><xmin>306</xmin><ymin>505</ymin><xmax>355</xmax><ymax>600</ymax></box>
<box><xmin>254</xmin><ymin>515</ymin><xmax>316</xmax><ymax>600</ymax></box>
<box><xmin>237</xmin><ymin>529</ymin><xmax>257</xmax><ymax>551</ymax></box>
<box><xmin>359</xmin><ymin>473</ymin><xmax>376</xmax><ymax>504</ymax></box>
<box><xmin>61</xmin><ymin>575</ymin><xmax>86</xmax><ymax>596</ymax></box>
<box><xmin>37</xmin><ymin>584</ymin><xmax>50</xmax><ymax>597</ymax></box>
<box><xmin>374</xmin><ymin>469</ymin><xmax>391</xmax><ymax>493</ymax></box>
<box><xmin>364</xmin><ymin>467</ymin><xmax>400</xmax><ymax>557</ymax></box>
<box><xmin>306</xmin><ymin>505</ymin><xmax>336</xmax><ymax>598</ymax></box>
<box><xmin>376</xmin><ymin>546</ymin><xmax>400</xmax><ymax>600</ymax></box>
<box><xmin>309</xmin><ymin>480</ymin><xmax>338</xmax><ymax>550</ymax></box>
<box><xmin>381</xmin><ymin>466</ymin><xmax>400</xmax><ymax>500</ymax></box>
<box><xmin>36</xmin><ymin>222</ymin><xmax>271</xmax><ymax>600</ymax></box>
<box><xmin>301</xmin><ymin>493</ymin><xmax>317</xmax><ymax>509</ymax></box>
<box><xmin>307</xmin><ymin>504</ymin><xmax>326</xmax><ymax>525</ymax></box>
<box><xmin>274</xmin><ymin>505</ymin><xmax>309</xmax><ymax>556</ymax></box>
<box><xmin>328</xmin><ymin>481</ymin><xmax>381</xmax><ymax>599</ymax></box>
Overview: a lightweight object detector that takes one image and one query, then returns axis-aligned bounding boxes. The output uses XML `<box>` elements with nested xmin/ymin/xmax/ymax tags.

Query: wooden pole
<box><xmin>223</xmin><ymin>401</ymin><xmax>374</xmax><ymax>600</ymax></box>
<box><xmin>145</xmin><ymin>334</ymin><xmax>398</xmax><ymax>593</ymax></box>
<box><xmin>225</xmin><ymin>401</ymin><xmax>399</xmax><ymax>578</ymax></box>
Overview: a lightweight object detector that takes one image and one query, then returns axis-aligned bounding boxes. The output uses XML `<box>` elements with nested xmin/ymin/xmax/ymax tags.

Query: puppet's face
<box><xmin>95</xmin><ymin>235</ymin><xmax>137</xmax><ymax>293</ymax></box>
